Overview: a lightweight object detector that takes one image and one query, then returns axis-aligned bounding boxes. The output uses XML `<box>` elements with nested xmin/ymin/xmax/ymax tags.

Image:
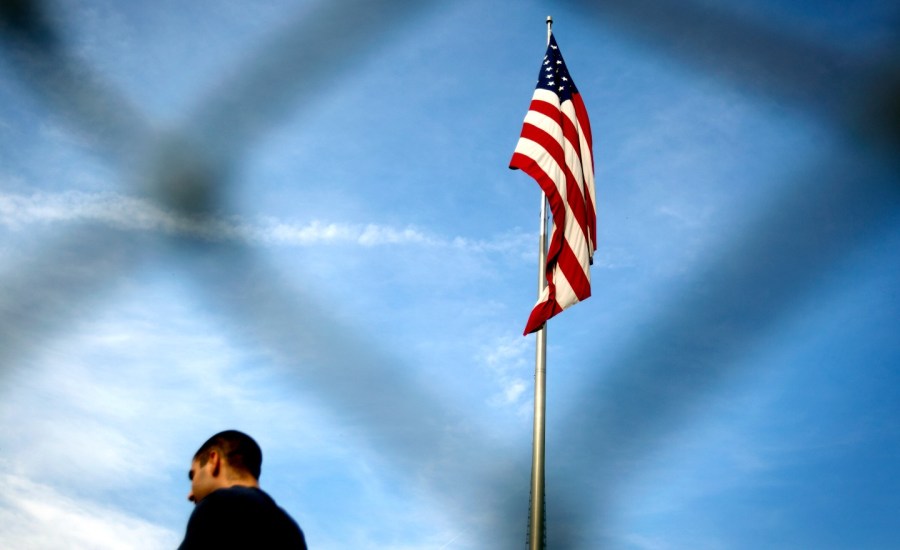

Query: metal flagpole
<box><xmin>528</xmin><ymin>16</ymin><xmax>552</xmax><ymax>550</ymax></box>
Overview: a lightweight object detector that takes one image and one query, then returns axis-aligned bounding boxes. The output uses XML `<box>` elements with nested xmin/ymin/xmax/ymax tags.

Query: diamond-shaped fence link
<box><xmin>1</xmin><ymin>0</ymin><xmax>898</xmax><ymax>547</ymax></box>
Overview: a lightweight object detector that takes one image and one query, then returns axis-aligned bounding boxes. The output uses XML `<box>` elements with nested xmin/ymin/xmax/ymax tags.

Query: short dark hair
<box><xmin>194</xmin><ymin>430</ymin><xmax>263</xmax><ymax>479</ymax></box>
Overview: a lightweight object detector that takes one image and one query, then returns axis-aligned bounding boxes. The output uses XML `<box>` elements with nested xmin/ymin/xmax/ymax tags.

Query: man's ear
<box><xmin>209</xmin><ymin>450</ymin><xmax>222</xmax><ymax>477</ymax></box>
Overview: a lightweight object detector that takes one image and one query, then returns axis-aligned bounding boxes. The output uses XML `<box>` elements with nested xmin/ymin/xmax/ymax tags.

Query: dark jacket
<box><xmin>179</xmin><ymin>486</ymin><xmax>307</xmax><ymax>549</ymax></box>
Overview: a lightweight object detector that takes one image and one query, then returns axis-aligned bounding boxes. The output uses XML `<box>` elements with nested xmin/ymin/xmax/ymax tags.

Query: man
<box><xmin>179</xmin><ymin>430</ymin><xmax>308</xmax><ymax>549</ymax></box>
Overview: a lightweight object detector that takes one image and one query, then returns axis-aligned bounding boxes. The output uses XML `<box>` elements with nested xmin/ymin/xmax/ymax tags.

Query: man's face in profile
<box><xmin>187</xmin><ymin>456</ymin><xmax>218</xmax><ymax>504</ymax></box>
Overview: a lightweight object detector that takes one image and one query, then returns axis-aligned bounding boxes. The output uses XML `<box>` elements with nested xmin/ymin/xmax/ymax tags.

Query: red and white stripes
<box><xmin>510</xmin><ymin>45</ymin><xmax>596</xmax><ymax>335</ymax></box>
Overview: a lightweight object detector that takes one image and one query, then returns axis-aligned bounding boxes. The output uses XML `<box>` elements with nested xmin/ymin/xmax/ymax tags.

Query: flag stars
<box><xmin>534</xmin><ymin>38</ymin><xmax>577</xmax><ymax>95</ymax></box>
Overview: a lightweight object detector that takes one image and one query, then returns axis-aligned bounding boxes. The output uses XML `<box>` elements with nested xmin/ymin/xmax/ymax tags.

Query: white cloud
<box><xmin>482</xmin><ymin>336</ymin><xmax>530</xmax><ymax>374</ymax></box>
<box><xmin>501</xmin><ymin>378</ymin><xmax>527</xmax><ymax>404</ymax></box>
<box><xmin>0</xmin><ymin>472</ymin><xmax>179</xmax><ymax>550</ymax></box>
<box><xmin>0</xmin><ymin>322</ymin><xmax>223</xmax><ymax>490</ymax></box>
<box><xmin>656</xmin><ymin>202</ymin><xmax>715</xmax><ymax>229</ymax></box>
<box><xmin>0</xmin><ymin>190</ymin><xmax>531</xmax><ymax>255</ymax></box>
<box><xmin>479</xmin><ymin>336</ymin><xmax>532</xmax><ymax>409</ymax></box>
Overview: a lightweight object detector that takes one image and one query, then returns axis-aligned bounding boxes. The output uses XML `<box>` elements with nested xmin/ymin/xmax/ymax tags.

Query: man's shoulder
<box><xmin>196</xmin><ymin>487</ymin><xmax>307</xmax><ymax>547</ymax></box>
<box><xmin>204</xmin><ymin>485</ymin><xmax>272</xmax><ymax>505</ymax></box>
<box><xmin>181</xmin><ymin>486</ymin><xmax>307</xmax><ymax>549</ymax></box>
<box><xmin>188</xmin><ymin>486</ymin><xmax>284</xmax><ymax>531</ymax></box>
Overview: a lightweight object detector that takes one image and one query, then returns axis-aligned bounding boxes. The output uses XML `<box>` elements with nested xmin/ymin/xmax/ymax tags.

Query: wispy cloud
<box><xmin>0</xmin><ymin>190</ymin><xmax>531</xmax><ymax>255</ymax></box>
<box><xmin>0</xmin><ymin>472</ymin><xmax>179</xmax><ymax>550</ymax></box>
<box><xmin>479</xmin><ymin>335</ymin><xmax>532</xmax><ymax>409</ymax></box>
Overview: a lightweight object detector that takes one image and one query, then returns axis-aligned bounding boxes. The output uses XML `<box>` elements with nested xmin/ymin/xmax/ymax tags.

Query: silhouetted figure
<box><xmin>179</xmin><ymin>430</ymin><xmax>307</xmax><ymax>549</ymax></box>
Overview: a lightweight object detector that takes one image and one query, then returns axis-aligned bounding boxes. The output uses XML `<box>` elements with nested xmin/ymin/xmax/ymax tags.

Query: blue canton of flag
<box><xmin>536</xmin><ymin>36</ymin><xmax>578</xmax><ymax>102</ymax></box>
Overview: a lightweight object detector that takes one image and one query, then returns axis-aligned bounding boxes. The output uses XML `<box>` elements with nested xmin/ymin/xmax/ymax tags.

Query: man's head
<box><xmin>188</xmin><ymin>430</ymin><xmax>262</xmax><ymax>504</ymax></box>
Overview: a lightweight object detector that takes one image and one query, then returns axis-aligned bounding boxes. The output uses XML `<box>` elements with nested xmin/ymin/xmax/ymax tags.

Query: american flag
<box><xmin>510</xmin><ymin>33</ymin><xmax>596</xmax><ymax>336</ymax></box>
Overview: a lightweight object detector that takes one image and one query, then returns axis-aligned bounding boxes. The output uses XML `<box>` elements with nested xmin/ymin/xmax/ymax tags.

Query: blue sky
<box><xmin>1</xmin><ymin>0</ymin><xmax>899</xmax><ymax>548</ymax></box>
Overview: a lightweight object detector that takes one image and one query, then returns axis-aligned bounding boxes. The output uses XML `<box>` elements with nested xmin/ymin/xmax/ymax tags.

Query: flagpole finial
<box><xmin>546</xmin><ymin>15</ymin><xmax>553</xmax><ymax>27</ymax></box>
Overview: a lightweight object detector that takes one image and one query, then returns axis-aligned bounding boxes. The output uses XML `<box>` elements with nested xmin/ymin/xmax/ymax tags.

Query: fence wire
<box><xmin>1</xmin><ymin>0</ymin><xmax>899</xmax><ymax>547</ymax></box>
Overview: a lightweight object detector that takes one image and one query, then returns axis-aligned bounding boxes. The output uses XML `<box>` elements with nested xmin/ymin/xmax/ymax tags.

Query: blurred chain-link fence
<box><xmin>2</xmin><ymin>0</ymin><xmax>899</xmax><ymax>547</ymax></box>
